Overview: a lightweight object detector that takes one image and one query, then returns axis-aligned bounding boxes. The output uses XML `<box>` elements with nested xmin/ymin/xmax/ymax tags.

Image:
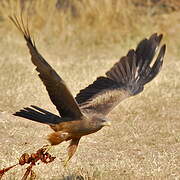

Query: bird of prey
<box><xmin>10</xmin><ymin>15</ymin><xmax>166</xmax><ymax>166</ymax></box>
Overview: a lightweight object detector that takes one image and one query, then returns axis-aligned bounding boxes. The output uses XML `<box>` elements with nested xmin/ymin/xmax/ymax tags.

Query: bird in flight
<box><xmin>10</xmin><ymin>15</ymin><xmax>166</xmax><ymax>166</ymax></box>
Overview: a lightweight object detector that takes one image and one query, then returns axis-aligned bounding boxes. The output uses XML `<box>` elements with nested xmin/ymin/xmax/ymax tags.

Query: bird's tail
<box><xmin>13</xmin><ymin>105</ymin><xmax>61</xmax><ymax>124</ymax></box>
<box><xmin>106</xmin><ymin>33</ymin><xmax>166</xmax><ymax>95</ymax></box>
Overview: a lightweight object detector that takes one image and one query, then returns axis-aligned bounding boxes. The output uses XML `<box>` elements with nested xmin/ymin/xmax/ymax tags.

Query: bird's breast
<box><xmin>50</xmin><ymin>115</ymin><xmax>102</xmax><ymax>137</ymax></box>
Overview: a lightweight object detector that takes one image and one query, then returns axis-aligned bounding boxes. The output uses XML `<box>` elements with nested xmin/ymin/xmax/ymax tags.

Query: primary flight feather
<box><xmin>10</xmin><ymin>15</ymin><xmax>166</xmax><ymax>166</ymax></box>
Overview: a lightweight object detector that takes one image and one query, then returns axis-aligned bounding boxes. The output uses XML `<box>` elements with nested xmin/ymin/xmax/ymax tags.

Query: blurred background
<box><xmin>0</xmin><ymin>0</ymin><xmax>179</xmax><ymax>111</ymax></box>
<box><xmin>0</xmin><ymin>0</ymin><xmax>180</xmax><ymax>49</ymax></box>
<box><xmin>0</xmin><ymin>1</ymin><xmax>180</xmax><ymax>179</ymax></box>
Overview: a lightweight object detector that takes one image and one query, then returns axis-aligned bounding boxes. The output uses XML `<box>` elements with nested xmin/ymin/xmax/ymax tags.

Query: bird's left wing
<box><xmin>10</xmin><ymin>15</ymin><xmax>83</xmax><ymax>119</ymax></box>
<box><xmin>75</xmin><ymin>33</ymin><xmax>166</xmax><ymax>115</ymax></box>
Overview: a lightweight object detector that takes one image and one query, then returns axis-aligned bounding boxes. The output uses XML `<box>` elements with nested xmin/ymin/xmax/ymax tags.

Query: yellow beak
<box><xmin>102</xmin><ymin>121</ymin><xmax>111</xmax><ymax>127</ymax></box>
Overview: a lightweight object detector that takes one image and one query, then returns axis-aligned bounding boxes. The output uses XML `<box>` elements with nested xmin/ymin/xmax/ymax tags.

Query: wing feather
<box><xmin>76</xmin><ymin>33</ymin><xmax>166</xmax><ymax>115</ymax></box>
<box><xmin>10</xmin><ymin>15</ymin><xmax>83</xmax><ymax>119</ymax></box>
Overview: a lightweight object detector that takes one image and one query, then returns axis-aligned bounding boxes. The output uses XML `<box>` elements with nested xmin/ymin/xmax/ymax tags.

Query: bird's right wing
<box><xmin>76</xmin><ymin>33</ymin><xmax>166</xmax><ymax>115</ymax></box>
<box><xmin>10</xmin><ymin>15</ymin><xmax>83</xmax><ymax>119</ymax></box>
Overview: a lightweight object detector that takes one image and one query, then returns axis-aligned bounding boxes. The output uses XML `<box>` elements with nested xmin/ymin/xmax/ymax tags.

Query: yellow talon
<box><xmin>63</xmin><ymin>156</ymin><xmax>70</xmax><ymax>167</ymax></box>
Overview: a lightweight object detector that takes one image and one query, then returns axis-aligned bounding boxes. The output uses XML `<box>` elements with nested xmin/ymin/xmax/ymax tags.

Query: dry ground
<box><xmin>0</xmin><ymin>1</ymin><xmax>180</xmax><ymax>179</ymax></box>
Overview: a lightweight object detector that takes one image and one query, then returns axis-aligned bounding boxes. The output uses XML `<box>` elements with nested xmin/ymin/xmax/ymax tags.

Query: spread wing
<box><xmin>10</xmin><ymin>15</ymin><xmax>83</xmax><ymax>119</ymax></box>
<box><xmin>76</xmin><ymin>33</ymin><xmax>166</xmax><ymax>115</ymax></box>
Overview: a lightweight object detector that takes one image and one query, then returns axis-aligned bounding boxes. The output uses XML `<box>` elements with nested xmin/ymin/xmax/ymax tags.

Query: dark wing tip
<box><xmin>150</xmin><ymin>33</ymin><xmax>163</xmax><ymax>41</ymax></box>
<box><xmin>159</xmin><ymin>34</ymin><xmax>163</xmax><ymax>42</ymax></box>
<box><xmin>9</xmin><ymin>15</ymin><xmax>35</xmax><ymax>48</ymax></box>
<box><xmin>75</xmin><ymin>33</ymin><xmax>166</xmax><ymax>115</ymax></box>
<box><xmin>157</xmin><ymin>44</ymin><xmax>166</xmax><ymax>65</ymax></box>
<box><xmin>142</xmin><ymin>43</ymin><xmax>166</xmax><ymax>84</ymax></box>
<box><xmin>161</xmin><ymin>44</ymin><xmax>166</xmax><ymax>57</ymax></box>
<box><xmin>106</xmin><ymin>33</ymin><xmax>166</xmax><ymax>95</ymax></box>
<box><xmin>155</xmin><ymin>44</ymin><xmax>166</xmax><ymax>64</ymax></box>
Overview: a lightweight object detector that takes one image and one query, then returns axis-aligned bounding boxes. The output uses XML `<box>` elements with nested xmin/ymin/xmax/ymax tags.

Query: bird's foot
<box><xmin>63</xmin><ymin>156</ymin><xmax>70</xmax><ymax>168</ymax></box>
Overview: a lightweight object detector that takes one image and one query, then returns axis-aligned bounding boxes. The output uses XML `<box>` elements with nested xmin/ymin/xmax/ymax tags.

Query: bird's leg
<box><xmin>63</xmin><ymin>138</ymin><xmax>80</xmax><ymax>167</ymax></box>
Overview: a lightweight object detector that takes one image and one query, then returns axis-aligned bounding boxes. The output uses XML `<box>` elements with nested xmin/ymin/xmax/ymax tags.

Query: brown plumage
<box><xmin>10</xmin><ymin>15</ymin><xmax>166</xmax><ymax>166</ymax></box>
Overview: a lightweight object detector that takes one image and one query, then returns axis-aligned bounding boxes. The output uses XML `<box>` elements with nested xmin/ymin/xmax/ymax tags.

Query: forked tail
<box><xmin>13</xmin><ymin>105</ymin><xmax>61</xmax><ymax>124</ymax></box>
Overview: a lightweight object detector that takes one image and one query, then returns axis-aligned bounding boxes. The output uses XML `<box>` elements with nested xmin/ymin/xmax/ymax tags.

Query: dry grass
<box><xmin>0</xmin><ymin>0</ymin><xmax>170</xmax><ymax>47</ymax></box>
<box><xmin>0</xmin><ymin>0</ymin><xmax>180</xmax><ymax>179</ymax></box>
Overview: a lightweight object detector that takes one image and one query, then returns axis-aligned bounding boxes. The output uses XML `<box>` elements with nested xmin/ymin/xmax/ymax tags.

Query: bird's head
<box><xmin>90</xmin><ymin>116</ymin><xmax>111</xmax><ymax>130</ymax></box>
<box><xmin>100</xmin><ymin>118</ymin><xmax>111</xmax><ymax>127</ymax></box>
